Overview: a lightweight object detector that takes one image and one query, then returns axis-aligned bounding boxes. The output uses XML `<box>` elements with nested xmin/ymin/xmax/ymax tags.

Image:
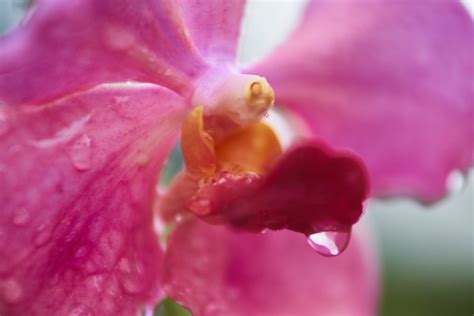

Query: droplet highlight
<box><xmin>34</xmin><ymin>226</ymin><xmax>51</xmax><ymax>246</ymax></box>
<box><xmin>69</xmin><ymin>134</ymin><xmax>92</xmax><ymax>171</ymax></box>
<box><xmin>187</xmin><ymin>196</ymin><xmax>212</xmax><ymax>216</ymax></box>
<box><xmin>12</xmin><ymin>208</ymin><xmax>30</xmax><ymax>225</ymax></box>
<box><xmin>307</xmin><ymin>229</ymin><xmax>351</xmax><ymax>257</ymax></box>
<box><xmin>118</xmin><ymin>257</ymin><xmax>145</xmax><ymax>294</ymax></box>
<box><xmin>446</xmin><ymin>169</ymin><xmax>466</xmax><ymax>194</ymax></box>
<box><xmin>2</xmin><ymin>278</ymin><xmax>23</xmax><ymax>303</ymax></box>
<box><xmin>0</xmin><ymin>106</ymin><xmax>9</xmax><ymax>137</ymax></box>
<box><xmin>70</xmin><ymin>303</ymin><xmax>94</xmax><ymax>316</ymax></box>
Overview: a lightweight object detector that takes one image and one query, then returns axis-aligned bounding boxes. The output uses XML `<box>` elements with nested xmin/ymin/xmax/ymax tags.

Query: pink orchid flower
<box><xmin>0</xmin><ymin>0</ymin><xmax>472</xmax><ymax>315</ymax></box>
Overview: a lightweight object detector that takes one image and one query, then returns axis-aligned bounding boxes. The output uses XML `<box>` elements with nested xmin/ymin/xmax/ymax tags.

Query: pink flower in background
<box><xmin>0</xmin><ymin>0</ymin><xmax>471</xmax><ymax>315</ymax></box>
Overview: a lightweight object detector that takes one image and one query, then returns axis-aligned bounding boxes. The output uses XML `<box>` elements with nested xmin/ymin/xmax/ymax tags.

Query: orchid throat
<box><xmin>182</xmin><ymin>72</ymin><xmax>280</xmax><ymax>180</ymax></box>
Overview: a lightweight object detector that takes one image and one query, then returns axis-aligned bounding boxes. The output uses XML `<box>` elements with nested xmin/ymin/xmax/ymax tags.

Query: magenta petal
<box><xmin>0</xmin><ymin>0</ymin><xmax>207</xmax><ymax>106</ymax></box>
<box><xmin>0</xmin><ymin>84</ymin><xmax>186</xmax><ymax>315</ymax></box>
<box><xmin>178</xmin><ymin>0</ymin><xmax>246</xmax><ymax>63</ymax></box>
<box><xmin>163</xmin><ymin>218</ymin><xmax>378</xmax><ymax>316</ymax></box>
<box><xmin>249</xmin><ymin>0</ymin><xmax>474</xmax><ymax>202</ymax></box>
<box><xmin>188</xmin><ymin>141</ymin><xmax>369</xmax><ymax>235</ymax></box>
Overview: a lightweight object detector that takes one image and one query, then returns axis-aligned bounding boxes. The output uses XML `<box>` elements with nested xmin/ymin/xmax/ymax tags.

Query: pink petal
<box><xmin>188</xmin><ymin>141</ymin><xmax>369</xmax><ymax>236</ymax></box>
<box><xmin>0</xmin><ymin>84</ymin><xmax>186</xmax><ymax>315</ymax></box>
<box><xmin>163</xmin><ymin>218</ymin><xmax>378</xmax><ymax>316</ymax></box>
<box><xmin>178</xmin><ymin>0</ymin><xmax>247</xmax><ymax>63</ymax></box>
<box><xmin>249</xmin><ymin>0</ymin><xmax>474</xmax><ymax>202</ymax></box>
<box><xmin>0</xmin><ymin>0</ymin><xmax>207</xmax><ymax>106</ymax></box>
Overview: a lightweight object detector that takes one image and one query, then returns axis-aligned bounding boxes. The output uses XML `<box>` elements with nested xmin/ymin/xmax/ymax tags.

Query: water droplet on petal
<box><xmin>446</xmin><ymin>169</ymin><xmax>466</xmax><ymax>194</ymax></box>
<box><xmin>307</xmin><ymin>229</ymin><xmax>351</xmax><ymax>257</ymax></box>
<box><xmin>0</xmin><ymin>120</ymin><xmax>9</xmax><ymax>137</ymax></box>
<box><xmin>2</xmin><ymin>278</ymin><xmax>23</xmax><ymax>303</ymax></box>
<box><xmin>136</xmin><ymin>152</ymin><xmax>150</xmax><ymax>167</ymax></box>
<box><xmin>118</xmin><ymin>258</ymin><xmax>145</xmax><ymax>294</ymax></box>
<box><xmin>0</xmin><ymin>106</ymin><xmax>9</xmax><ymax>137</ymax></box>
<box><xmin>174</xmin><ymin>214</ymin><xmax>184</xmax><ymax>222</ymax></box>
<box><xmin>12</xmin><ymin>208</ymin><xmax>30</xmax><ymax>226</ymax></box>
<box><xmin>69</xmin><ymin>135</ymin><xmax>92</xmax><ymax>171</ymax></box>
<box><xmin>118</xmin><ymin>258</ymin><xmax>131</xmax><ymax>273</ymax></box>
<box><xmin>34</xmin><ymin>227</ymin><xmax>51</xmax><ymax>246</ymax></box>
<box><xmin>74</xmin><ymin>246</ymin><xmax>88</xmax><ymax>259</ymax></box>
<box><xmin>187</xmin><ymin>196</ymin><xmax>212</xmax><ymax>216</ymax></box>
<box><xmin>0</xmin><ymin>230</ymin><xmax>5</xmax><ymax>248</ymax></box>
<box><xmin>70</xmin><ymin>303</ymin><xmax>94</xmax><ymax>316</ymax></box>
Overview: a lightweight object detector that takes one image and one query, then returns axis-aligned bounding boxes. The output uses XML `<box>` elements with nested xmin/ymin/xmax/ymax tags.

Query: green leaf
<box><xmin>154</xmin><ymin>298</ymin><xmax>192</xmax><ymax>316</ymax></box>
<box><xmin>159</xmin><ymin>143</ymin><xmax>184</xmax><ymax>187</ymax></box>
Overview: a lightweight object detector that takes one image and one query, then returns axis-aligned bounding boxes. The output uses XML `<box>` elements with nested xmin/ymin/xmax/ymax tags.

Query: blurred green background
<box><xmin>1</xmin><ymin>1</ymin><xmax>472</xmax><ymax>315</ymax></box>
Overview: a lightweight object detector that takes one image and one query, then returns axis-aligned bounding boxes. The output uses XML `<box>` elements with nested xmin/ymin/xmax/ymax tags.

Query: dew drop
<box><xmin>0</xmin><ymin>230</ymin><xmax>5</xmax><ymax>248</ymax></box>
<box><xmin>70</xmin><ymin>303</ymin><xmax>94</xmax><ymax>316</ymax></box>
<box><xmin>187</xmin><ymin>196</ymin><xmax>211</xmax><ymax>216</ymax></box>
<box><xmin>0</xmin><ymin>106</ymin><xmax>9</xmax><ymax>137</ymax></box>
<box><xmin>34</xmin><ymin>228</ymin><xmax>51</xmax><ymax>246</ymax></box>
<box><xmin>446</xmin><ymin>169</ymin><xmax>466</xmax><ymax>194</ymax></box>
<box><xmin>2</xmin><ymin>278</ymin><xmax>23</xmax><ymax>303</ymax></box>
<box><xmin>12</xmin><ymin>208</ymin><xmax>30</xmax><ymax>226</ymax></box>
<box><xmin>121</xmin><ymin>276</ymin><xmax>144</xmax><ymax>294</ymax></box>
<box><xmin>307</xmin><ymin>229</ymin><xmax>351</xmax><ymax>257</ymax></box>
<box><xmin>174</xmin><ymin>214</ymin><xmax>184</xmax><ymax>222</ymax></box>
<box><xmin>74</xmin><ymin>246</ymin><xmax>88</xmax><ymax>259</ymax></box>
<box><xmin>0</xmin><ymin>120</ymin><xmax>9</xmax><ymax>137</ymax></box>
<box><xmin>136</xmin><ymin>152</ymin><xmax>150</xmax><ymax>167</ymax></box>
<box><xmin>69</xmin><ymin>135</ymin><xmax>92</xmax><ymax>171</ymax></box>
<box><xmin>118</xmin><ymin>258</ymin><xmax>131</xmax><ymax>273</ymax></box>
<box><xmin>118</xmin><ymin>258</ymin><xmax>145</xmax><ymax>294</ymax></box>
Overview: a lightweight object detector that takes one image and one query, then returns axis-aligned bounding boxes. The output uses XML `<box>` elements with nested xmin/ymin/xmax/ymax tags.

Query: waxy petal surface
<box><xmin>0</xmin><ymin>0</ymin><xmax>207</xmax><ymax>106</ymax></box>
<box><xmin>249</xmin><ymin>0</ymin><xmax>474</xmax><ymax>202</ymax></box>
<box><xmin>178</xmin><ymin>0</ymin><xmax>246</xmax><ymax>63</ymax></box>
<box><xmin>163</xmin><ymin>218</ymin><xmax>378</xmax><ymax>316</ymax></box>
<box><xmin>0</xmin><ymin>85</ymin><xmax>186</xmax><ymax>315</ymax></box>
<box><xmin>188</xmin><ymin>141</ymin><xmax>369</xmax><ymax>235</ymax></box>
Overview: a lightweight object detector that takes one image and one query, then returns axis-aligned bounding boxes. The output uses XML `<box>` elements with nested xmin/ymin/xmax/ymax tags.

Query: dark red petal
<box><xmin>0</xmin><ymin>84</ymin><xmax>186</xmax><ymax>315</ymax></box>
<box><xmin>163</xmin><ymin>218</ymin><xmax>379</xmax><ymax>316</ymax></box>
<box><xmin>188</xmin><ymin>141</ymin><xmax>370</xmax><ymax>235</ymax></box>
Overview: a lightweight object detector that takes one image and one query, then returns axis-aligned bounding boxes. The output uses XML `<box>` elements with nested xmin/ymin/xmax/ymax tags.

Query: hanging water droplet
<box><xmin>2</xmin><ymin>278</ymin><xmax>23</xmax><ymax>303</ymax></box>
<box><xmin>446</xmin><ymin>169</ymin><xmax>466</xmax><ymax>194</ymax></box>
<box><xmin>307</xmin><ymin>229</ymin><xmax>351</xmax><ymax>257</ymax></box>
<box><xmin>12</xmin><ymin>208</ymin><xmax>30</xmax><ymax>226</ymax></box>
<box><xmin>69</xmin><ymin>135</ymin><xmax>92</xmax><ymax>171</ymax></box>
